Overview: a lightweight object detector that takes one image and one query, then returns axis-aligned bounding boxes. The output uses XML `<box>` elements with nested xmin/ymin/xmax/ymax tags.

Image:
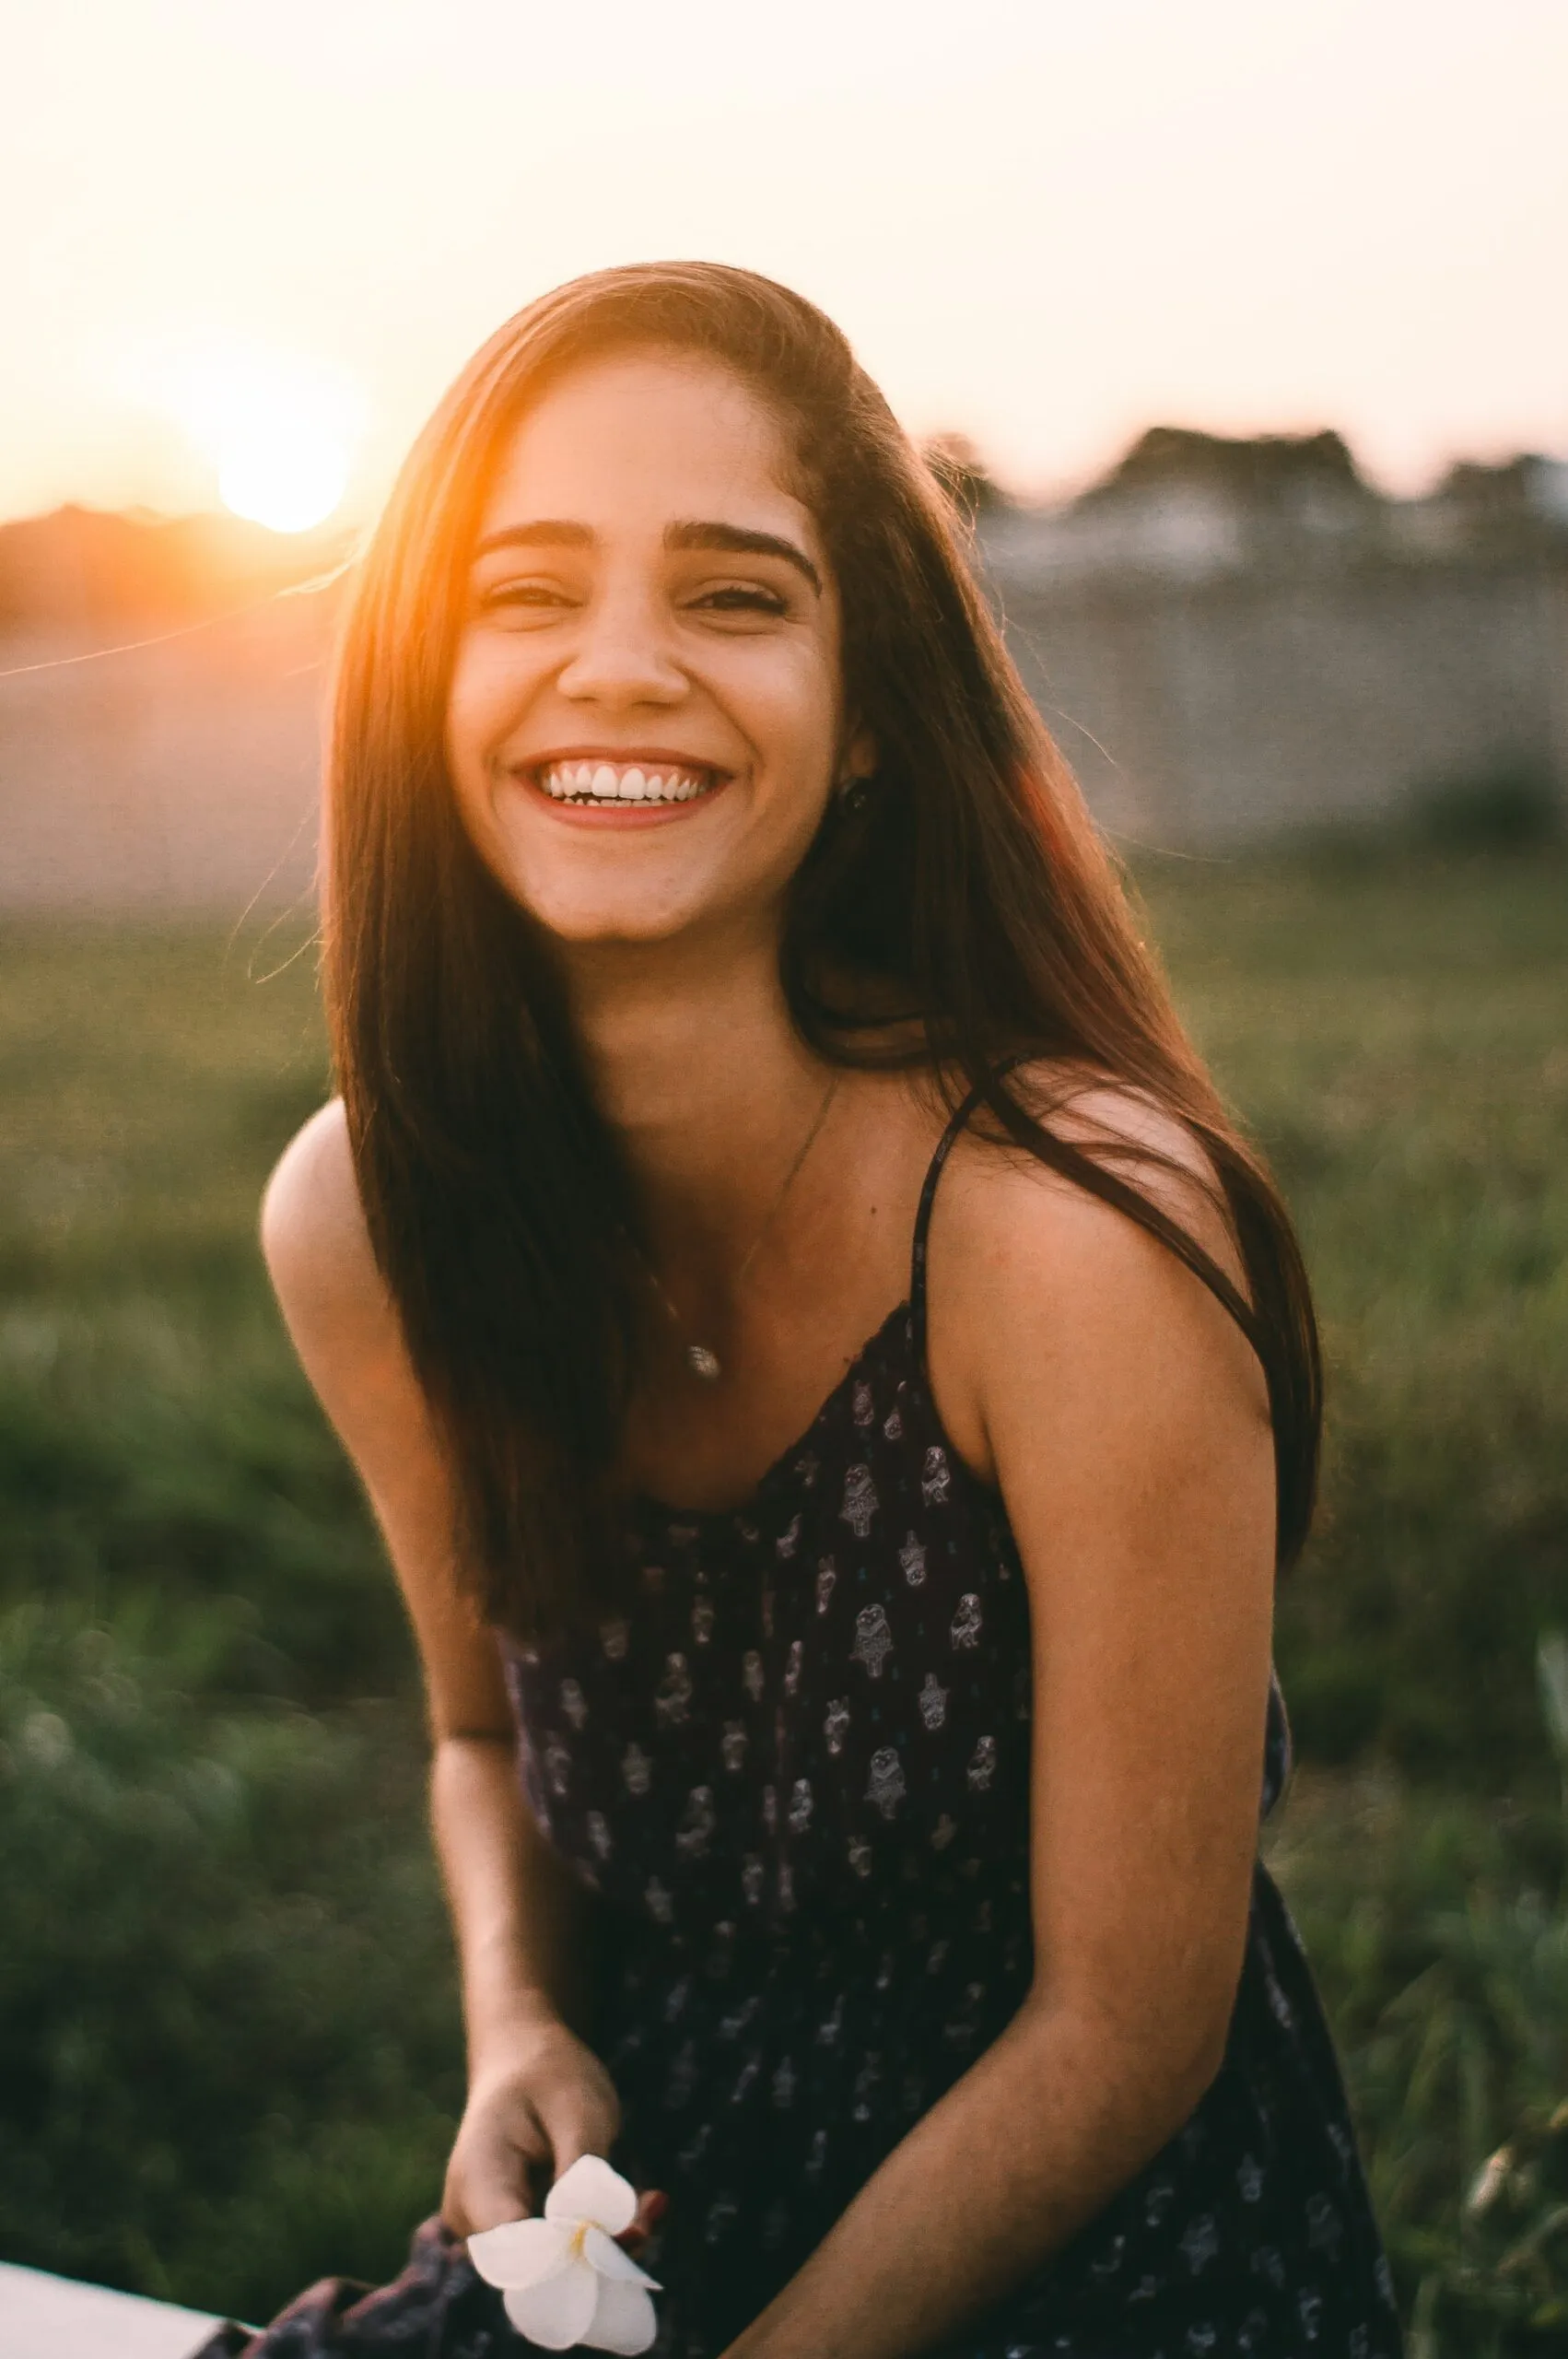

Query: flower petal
<box><xmin>582</xmin><ymin>2275</ymin><xmax>660</xmax><ymax>2354</ymax></box>
<box><xmin>581</xmin><ymin>2224</ymin><xmax>661</xmax><ymax>2287</ymax></box>
<box><xmin>544</xmin><ymin>2154</ymin><xmax>638</xmax><ymax>2236</ymax></box>
<box><xmin>467</xmin><ymin>2217</ymin><xmax>573</xmax><ymax>2291</ymax></box>
<box><xmin>503</xmin><ymin>2256</ymin><xmax>601</xmax><ymax>2350</ymax></box>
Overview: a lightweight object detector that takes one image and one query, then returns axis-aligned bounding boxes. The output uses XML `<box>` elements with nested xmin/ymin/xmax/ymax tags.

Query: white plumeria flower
<box><xmin>467</xmin><ymin>2154</ymin><xmax>661</xmax><ymax>2353</ymax></box>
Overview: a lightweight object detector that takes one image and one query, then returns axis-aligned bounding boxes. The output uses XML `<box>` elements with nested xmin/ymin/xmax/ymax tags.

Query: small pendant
<box><xmin>685</xmin><ymin>1343</ymin><xmax>722</xmax><ymax>1382</ymax></box>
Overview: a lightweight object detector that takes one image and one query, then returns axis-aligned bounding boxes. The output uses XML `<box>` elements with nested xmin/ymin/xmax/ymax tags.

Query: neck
<box><xmin>563</xmin><ymin>919</ymin><xmax>832</xmax><ymax>1259</ymax></box>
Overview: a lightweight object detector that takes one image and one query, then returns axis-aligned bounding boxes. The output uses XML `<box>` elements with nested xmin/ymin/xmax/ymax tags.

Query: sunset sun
<box><xmin>147</xmin><ymin>339</ymin><xmax>362</xmax><ymax>534</ymax></box>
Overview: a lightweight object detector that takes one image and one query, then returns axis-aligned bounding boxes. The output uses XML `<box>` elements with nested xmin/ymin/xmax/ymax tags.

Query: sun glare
<box><xmin>141</xmin><ymin>339</ymin><xmax>363</xmax><ymax>534</ymax></box>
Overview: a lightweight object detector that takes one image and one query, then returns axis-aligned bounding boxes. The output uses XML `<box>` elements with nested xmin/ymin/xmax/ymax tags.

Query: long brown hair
<box><xmin>326</xmin><ymin>261</ymin><xmax>1320</xmax><ymax>1642</ymax></box>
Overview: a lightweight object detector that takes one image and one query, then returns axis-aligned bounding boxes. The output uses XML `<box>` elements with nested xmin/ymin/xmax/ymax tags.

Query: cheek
<box><xmin>444</xmin><ymin>640</ymin><xmax>509</xmax><ymax>786</ymax></box>
<box><xmin>441</xmin><ymin>657</ymin><xmax>522</xmax><ymax>877</ymax></box>
<box><xmin>743</xmin><ymin>641</ymin><xmax>843</xmax><ymax>781</ymax></box>
<box><xmin>738</xmin><ymin>659</ymin><xmax>841</xmax><ymax>874</ymax></box>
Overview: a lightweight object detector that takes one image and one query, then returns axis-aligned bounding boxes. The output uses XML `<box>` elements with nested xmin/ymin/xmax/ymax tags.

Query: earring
<box><xmin>837</xmin><ymin>774</ymin><xmax>872</xmax><ymax>815</ymax></box>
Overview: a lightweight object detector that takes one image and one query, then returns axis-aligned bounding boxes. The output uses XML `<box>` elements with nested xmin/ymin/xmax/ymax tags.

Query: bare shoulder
<box><xmin>946</xmin><ymin>1061</ymin><xmax>1248</xmax><ymax>1299</ymax></box>
<box><xmin>259</xmin><ymin>1097</ymin><xmax>387</xmax><ymax>1344</ymax></box>
<box><xmin>926</xmin><ymin>1064</ymin><xmax>1268</xmax><ymax>1481</ymax></box>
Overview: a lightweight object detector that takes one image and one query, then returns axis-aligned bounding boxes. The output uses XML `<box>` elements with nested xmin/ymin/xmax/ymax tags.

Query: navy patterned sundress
<box><xmin>222</xmin><ymin>1093</ymin><xmax>1401</xmax><ymax>2359</ymax></box>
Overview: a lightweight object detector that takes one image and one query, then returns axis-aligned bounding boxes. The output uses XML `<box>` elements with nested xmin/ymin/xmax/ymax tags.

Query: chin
<box><xmin>532</xmin><ymin>903</ymin><xmax>698</xmax><ymax>946</ymax></box>
<box><xmin>494</xmin><ymin>872</ymin><xmax>713</xmax><ymax>947</ymax></box>
<box><xmin>470</xmin><ymin>801</ymin><xmax>796</xmax><ymax>955</ymax></box>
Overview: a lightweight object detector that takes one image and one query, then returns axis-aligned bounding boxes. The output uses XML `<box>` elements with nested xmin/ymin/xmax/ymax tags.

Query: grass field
<box><xmin>1</xmin><ymin>850</ymin><xmax>1565</xmax><ymax>2349</ymax></box>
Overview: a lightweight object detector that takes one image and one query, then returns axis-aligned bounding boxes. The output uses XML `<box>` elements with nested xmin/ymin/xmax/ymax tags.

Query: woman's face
<box><xmin>445</xmin><ymin>346</ymin><xmax>870</xmax><ymax>951</ymax></box>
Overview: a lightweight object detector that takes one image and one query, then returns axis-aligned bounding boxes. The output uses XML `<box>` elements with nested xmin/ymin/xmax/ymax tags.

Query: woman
<box><xmin>252</xmin><ymin>263</ymin><xmax>1400</xmax><ymax>2358</ymax></box>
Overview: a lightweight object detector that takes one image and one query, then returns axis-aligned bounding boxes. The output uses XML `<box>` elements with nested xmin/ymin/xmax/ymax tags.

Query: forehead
<box><xmin>475</xmin><ymin>346</ymin><xmax>821</xmax><ymax>552</ymax></box>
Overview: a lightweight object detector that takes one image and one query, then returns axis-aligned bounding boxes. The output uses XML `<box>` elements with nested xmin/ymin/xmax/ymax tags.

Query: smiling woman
<box><xmin>442</xmin><ymin>349</ymin><xmax>869</xmax><ymax>948</ymax></box>
<box><xmin>238</xmin><ymin>262</ymin><xmax>1402</xmax><ymax>2359</ymax></box>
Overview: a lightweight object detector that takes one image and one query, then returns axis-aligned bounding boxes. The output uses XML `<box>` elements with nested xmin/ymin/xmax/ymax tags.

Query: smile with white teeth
<box><xmin>534</xmin><ymin>759</ymin><xmax>719</xmax><ymax>807</ymax></box>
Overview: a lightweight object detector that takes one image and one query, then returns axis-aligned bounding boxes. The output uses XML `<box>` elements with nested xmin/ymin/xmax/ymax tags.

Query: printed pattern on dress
<box><xmin>235</xmin><ymin>1085</ymin><xmax>1400</xmax><ymax>2359</ymax></box>
<box><xmin>503</xmin><ymin>1293</ymin><xmax>1401</xmax><ymax>2359</ymax></box>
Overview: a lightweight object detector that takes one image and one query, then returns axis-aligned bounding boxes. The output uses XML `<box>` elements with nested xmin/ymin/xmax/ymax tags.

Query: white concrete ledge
<box><xmin>0</xmin><ymin>2259</ymin><xmax>232</xmax><ymax>2358</ymax></box>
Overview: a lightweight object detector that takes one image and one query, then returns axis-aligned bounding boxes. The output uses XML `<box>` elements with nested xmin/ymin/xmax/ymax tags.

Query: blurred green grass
<box><xmin>0</xmin><ymin>924</ymin><xmax>410</xmax><ymax>1705</ymax></box>
<box><xmin>0</xmin><ymin>852</ymin><xmax>1565</xmax><ymax>2345</ymax></box>
<box><xmin>1141</xmin><ymin>852</ymin><xmax>1568</xmax><ymax>1784</ymax></box>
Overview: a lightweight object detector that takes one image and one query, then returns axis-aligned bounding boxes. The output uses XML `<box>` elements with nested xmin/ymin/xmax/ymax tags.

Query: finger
<box><xmin>615</xmin><ymin>2189</ymin><xmax>668</xmax><ymax>2254</ymax></box>
<box><xmin>451</xmin><ymin>2147</ymin><xmax>540</xmax><ymax>2238</ymax></box>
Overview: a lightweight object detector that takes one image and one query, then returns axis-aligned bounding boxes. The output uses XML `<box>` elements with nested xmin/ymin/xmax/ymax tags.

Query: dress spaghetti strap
<box><xmin>908</xmin><ymin>1058</ymin><xmax>1034</xmax><ymax>1364</ymax></box>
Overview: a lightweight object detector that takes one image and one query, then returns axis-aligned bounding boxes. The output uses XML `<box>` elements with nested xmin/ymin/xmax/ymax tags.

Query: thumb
<box><xmin>458</xmin><ymin>2158</ymin><xmax>536</xmax><ymax>2238</ymax></box>
<box><xmin>447</xmin><ymin>2107</ymin><xmax>547</xmax><ymax>2237</ymax></box>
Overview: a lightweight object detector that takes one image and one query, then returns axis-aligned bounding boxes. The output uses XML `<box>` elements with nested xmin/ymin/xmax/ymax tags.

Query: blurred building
<box><xmin>979</xmin><ymin>429</ymin><xmax>1568</xmax><ymax>851</ymax></box>
<box><xmin>1</xmin><ymin>440</ymin><xmax>1565</xmax><ymax>911</ymax></box>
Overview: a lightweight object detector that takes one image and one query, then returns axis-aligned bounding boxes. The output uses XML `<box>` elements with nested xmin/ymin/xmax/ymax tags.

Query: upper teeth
<box><xmin>538</xmin><ymin>760</ymin><xmax>713</xmax><ymax>804</ymax></box>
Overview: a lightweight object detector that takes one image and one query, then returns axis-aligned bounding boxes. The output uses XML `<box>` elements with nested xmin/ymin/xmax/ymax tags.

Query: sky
<box><xmin>3</xmin><ymin>0</ymin><xmax>1565</xmax><ymax>528</ymax></box>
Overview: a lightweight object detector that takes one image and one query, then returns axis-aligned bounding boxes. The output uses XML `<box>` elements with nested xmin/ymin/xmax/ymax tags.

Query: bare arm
<box><xmin>261</xmin><ymin>1101</ymin><xmax>634</xmax><ymax>2233</ymax></box>
<box><xmin>723</xmin><ymin>1109</ymin><xmax>1277</xmax><ymax>2359</ymax></box>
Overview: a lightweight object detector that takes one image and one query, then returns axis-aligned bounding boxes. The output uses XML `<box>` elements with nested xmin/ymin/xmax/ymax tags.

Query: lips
<box><xmin>532</xmin><ymin>758</ymin><xmax>722</xmax><ymax>808</ymax></box>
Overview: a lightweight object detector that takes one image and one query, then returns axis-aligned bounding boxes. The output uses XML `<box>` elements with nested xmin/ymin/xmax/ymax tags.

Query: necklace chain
<box><xmin>638</xmin><ymin>1072</ymin><xmax>843</xmax><ymax>1382</ymax></box>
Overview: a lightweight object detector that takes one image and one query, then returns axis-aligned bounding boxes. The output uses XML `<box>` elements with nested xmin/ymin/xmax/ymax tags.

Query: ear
<box><xmin>837</xmin><ymin>722</ymin><xmax>878</xmax><ymax>788</ymax></box>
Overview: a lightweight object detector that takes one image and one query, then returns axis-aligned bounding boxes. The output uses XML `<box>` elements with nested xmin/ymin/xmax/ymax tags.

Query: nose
<box><xmin>556</xmin><ymin>578</ymin><xmax>686</xmax><ymax>710</ymax></box>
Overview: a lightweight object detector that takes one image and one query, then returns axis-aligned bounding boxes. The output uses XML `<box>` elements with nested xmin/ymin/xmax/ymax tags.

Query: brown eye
<box><xmin>692</xmin><ymin>585</ymin><xmax>789</xmax><ymax>616</ymax></box>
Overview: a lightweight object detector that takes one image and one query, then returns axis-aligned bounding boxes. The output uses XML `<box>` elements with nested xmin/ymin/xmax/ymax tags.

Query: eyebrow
<box><xmin>665</xmin><ymin>520</ymin><xmax>821</xmax><ymax>593</ymax></box>
<box><xmin>471</xmin><ymin>516</ymin><xmax>822</xmax><ymax>594</ymax></box>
